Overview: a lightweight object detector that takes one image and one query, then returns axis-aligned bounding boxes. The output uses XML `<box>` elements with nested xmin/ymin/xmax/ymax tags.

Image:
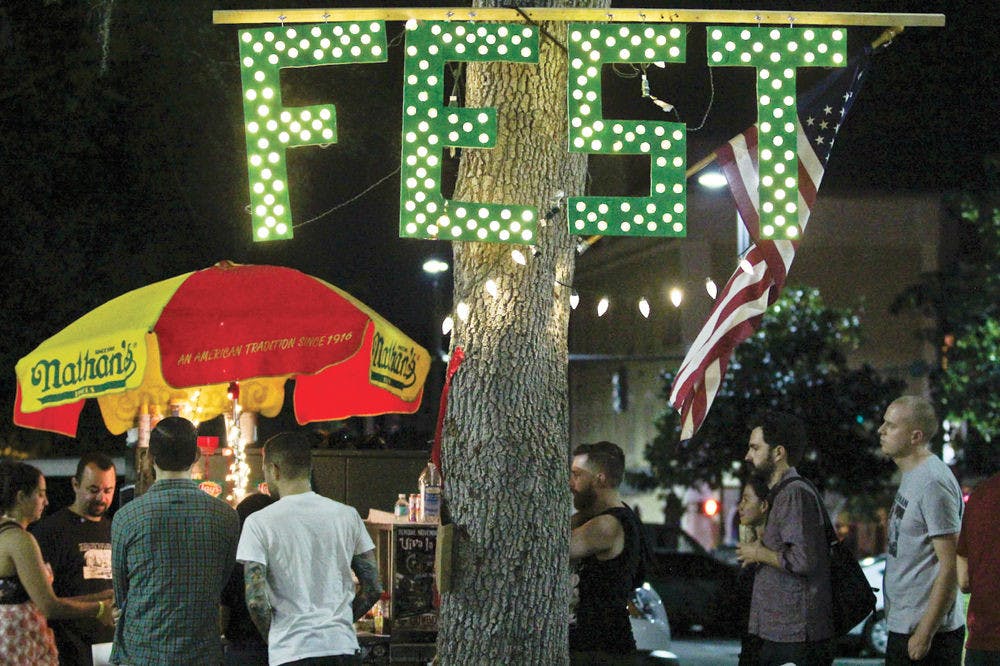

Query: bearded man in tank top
<box><xmin>569</xmin><ymin>441</ymin><xmax>644</xmax><ymax>666</ymax></box>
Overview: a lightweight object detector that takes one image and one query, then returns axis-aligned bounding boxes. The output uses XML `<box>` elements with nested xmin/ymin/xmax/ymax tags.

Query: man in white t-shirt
<box><xmin>237</xmin><ymin>432</ymin><xmax>382</xmax><ymax>666</ymax></box>
<box><xmin>879</xmin><ymin>395</ymin><xmax>964</xmax><ymax>665</ymax></box>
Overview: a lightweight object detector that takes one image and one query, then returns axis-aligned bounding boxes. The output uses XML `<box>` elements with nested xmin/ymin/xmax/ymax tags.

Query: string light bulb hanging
<box><xmin>670</xmin><ymin>287</ymin><xmax>684</xmax><ymax>308</ymax></box>
<box><xmin>441</xmin><ymin>315</ymin><xmax>454</xmax><ymax>335</ymax></box>
<box><xmin>511</xmin><ymin>248</ymin><xmax>527</xmax><ymax>266</ymax></box>
<box><xmin>597</xmin><ymin>297</ymin><xmax>609</xmax><ymax>317</ymax></box>
<box><xmin>638</xmin><ymin>297</ymin><xmax>651</xmax><ymax>318</ymax></box>
<box><xmin>456</xmin><ymin>301</ymin><xmax>470</xmax><ymax>322</ymax></box>
<box><xmin>705</xmin><ymin>277</ymin><xmax>718</xmax><ymax>299</ymax></box>
<box><xmin>484</xmin><ymin>279</ymin><xmax>498</xmax><ymax>298</ymax></box>
<box><xmin>570</xmin><ymin>289</ymin><xmax>580</xmax><ymax>310</ymax></box>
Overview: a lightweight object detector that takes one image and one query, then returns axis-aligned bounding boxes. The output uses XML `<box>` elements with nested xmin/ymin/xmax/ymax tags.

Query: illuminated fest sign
<box><xmin>224</xmin><ymin>8</ymin><xmax>941</xmax><ymax>244</ymax></box>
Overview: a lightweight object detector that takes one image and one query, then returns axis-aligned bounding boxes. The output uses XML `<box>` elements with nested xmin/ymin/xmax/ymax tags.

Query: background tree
<box><xmin>892</xmin><ymin>156</ymin><xmax>1000</xmax><ymax>476</ymax></box>
<box><xmin>637</xmin><ymin>287</ymin><xmax>904</xmax><ymax>516</ymax></box>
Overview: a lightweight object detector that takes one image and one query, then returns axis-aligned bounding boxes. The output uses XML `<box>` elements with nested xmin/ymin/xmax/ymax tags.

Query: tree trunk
<box><xmin>436</xmin><ymin>2</ymin><xmax>606</xmax><ymax>663</ymax></box>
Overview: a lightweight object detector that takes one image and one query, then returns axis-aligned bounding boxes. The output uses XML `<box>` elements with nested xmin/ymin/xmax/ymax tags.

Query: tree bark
<box><xmin>436</xmin><ymin>1</ymin><xmax>607</xmax><ymax>663</ymax></box>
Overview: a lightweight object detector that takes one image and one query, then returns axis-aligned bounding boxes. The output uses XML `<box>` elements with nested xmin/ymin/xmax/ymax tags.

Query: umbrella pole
<box><xmin>134</xmin><ymin>405</ymin><xmax>157</xmax><ymax>496</ymax></box>
<box><xmin>224</xmin><ymin>391</ymin><xmax>256</xmax><ymax>505</ymax></box>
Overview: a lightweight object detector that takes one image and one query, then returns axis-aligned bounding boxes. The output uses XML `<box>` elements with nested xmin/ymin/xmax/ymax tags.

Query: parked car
<box><xmin>843</xmin><ymin>554</ymin><xmax>887</xmax><ymax>657</ymax></box>
<box><xmin>642</xmin><ymin>525</ymin><xmax>742</xmax><ymax>635</ymax></box>
<box><xmin>630</xmin><ymin>584</ymin><xmax>680</xmax><ymax>664</ymax></box>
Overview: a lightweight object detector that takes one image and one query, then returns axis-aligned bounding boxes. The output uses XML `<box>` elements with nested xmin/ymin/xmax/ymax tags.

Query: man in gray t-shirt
<box><xmin>879</xmin><ymin>395</ymin><xmax>964</xmax><ymax>665</ymax></box>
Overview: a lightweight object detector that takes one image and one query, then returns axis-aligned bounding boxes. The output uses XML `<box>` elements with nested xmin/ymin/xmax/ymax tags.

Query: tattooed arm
<box><xmin>243</xmin><ymin>561</ymin><xmax>272</xmax><ymax>641</ymax></box>
<box><xmin>350</xmin><ymin>549</ymin><xmax>383</xmax><ymax>621</ymax></box>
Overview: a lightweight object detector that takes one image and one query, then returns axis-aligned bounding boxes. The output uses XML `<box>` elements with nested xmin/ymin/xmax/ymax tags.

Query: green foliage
<box><xmin>891</xmin><ymin>157</ymin><xmax>1000</xmax><ymax>472</ymax></box>
<box><xmin>641</xmin><ymin>287</ymin><xmax>903</xmax><ymax>511</ymax></box>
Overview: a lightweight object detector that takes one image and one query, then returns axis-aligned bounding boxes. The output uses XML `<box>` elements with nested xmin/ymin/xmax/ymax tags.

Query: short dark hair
<box><xmin>235</xmin><ymin>492</ymin><xmax>277</xmax><ymax>527</ymax></box>
<box><xmin>149</xmin><ymin>417</ymin><xmax>199</xmax><ymax>471</ymax></box>
<box><xmin>750</xmin><ymin>412</ymin><xmax>808</xmax><ymax>466</ymax></box>
<box><xmin>0</xmin><ymin>461</ymin><xmax>42</xmax><ymax>513</ymax></box>
<box><xmin>743</xmin><ymin>472</ymin><xmax>771</xmax><ymax>507</ymax></box>
<box><xmin>572</xmin><ymin>441</ymin><xmax>626</xmax><ymax>487</ymax></box>
<box><xmin>75</xmin><ymin>452</ymin><xmax>116</xmax><ymax>482</ymax></box>
<box><xmin>262</xmin><ymin>431</ymin><xmax>313</xmax><ymax>480</ymax></box>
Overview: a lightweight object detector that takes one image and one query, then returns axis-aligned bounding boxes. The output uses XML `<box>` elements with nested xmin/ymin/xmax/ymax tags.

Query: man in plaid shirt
<box><xmin>111</xmin><ymin>417</ymin><xmax>239</xmax><ymax>665</ymax></box>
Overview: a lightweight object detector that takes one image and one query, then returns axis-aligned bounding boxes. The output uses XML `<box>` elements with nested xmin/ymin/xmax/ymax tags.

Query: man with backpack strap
<box><xmin>736</xmin><ymin>412</ymin><xmax>835</xmax><ymax>666</ymax></box>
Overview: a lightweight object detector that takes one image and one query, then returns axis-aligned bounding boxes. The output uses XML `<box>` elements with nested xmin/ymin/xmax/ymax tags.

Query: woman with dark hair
<box><xmin>0</xmin><ymin>461</ymin><xmax>115</xmax><ymax>665</ymax></box>
<box><xmin>737</xmin><ymin>473</ymin><xmax>771</xmax><ymax>666</ymax></box>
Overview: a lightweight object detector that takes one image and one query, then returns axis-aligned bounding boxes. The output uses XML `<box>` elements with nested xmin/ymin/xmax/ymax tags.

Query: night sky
<box><xmin>1</xmin><ymin>0</ymin><xmax>995</xmax><ymax>443</ymax></box>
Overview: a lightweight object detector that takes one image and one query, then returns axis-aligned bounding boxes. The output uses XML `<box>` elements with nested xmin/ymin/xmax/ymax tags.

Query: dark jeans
<box><xmin>223</xmin><ymin>640</ymin><xmax>268</xmax><ymax>666</ymax></box>
<box><xmin>283</xmin><ymin>653</ymin><xmax>362</xmax><ymax>666</ymax></box>
<box><xmin>758</xmin><ymin>638</ymin><xmax>833</xmax><ymax>666</ymax></box>
<box><xmin>965</xmin><ymin>649</ymin><xmax>1000</xmax><ymax>666</ymax></box>
<box><xmin>885</xmin><ymin>627</ymin><xmax>964</xmax><ymax>665</ymax></box>
<box><xmin>570</xmin><ymin>650</ymin><xmax>641</xmax><ymax>665</ymax></box>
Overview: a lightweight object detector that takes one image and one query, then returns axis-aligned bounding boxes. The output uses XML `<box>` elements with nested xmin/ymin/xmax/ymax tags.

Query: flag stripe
<box><xmin>669</xmin><ymin>52</ymin><xmax>870</xmax><ymax>440</ymax></box>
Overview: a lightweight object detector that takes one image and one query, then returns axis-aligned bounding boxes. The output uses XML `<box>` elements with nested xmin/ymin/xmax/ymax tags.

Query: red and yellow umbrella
<box><xmin>14</xmin><ymin>261</ymin><xmax>431</xmax><ymax>436</ymax></box>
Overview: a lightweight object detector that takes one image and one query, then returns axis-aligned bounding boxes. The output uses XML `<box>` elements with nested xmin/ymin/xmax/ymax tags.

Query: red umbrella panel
<box><xmin>14</xmin><ymin>262</ymin><xmax>431</xmax><ymax>436</ymax></box>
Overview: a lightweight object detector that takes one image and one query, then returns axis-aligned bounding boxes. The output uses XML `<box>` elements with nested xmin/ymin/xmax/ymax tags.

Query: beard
<box><xmin>748</xmin><ymin>456</ymin><xmax>776</xmax><ymax>481</ymax></box>
<box><xmin>572</xmin><ymin>485</ymin><xmax>596</xmax><ymax>512</ymax></box>
<box><xmin>84</xmin><ymin>501</ymin><xmax>109</xmax><ymax>518</ymax></box>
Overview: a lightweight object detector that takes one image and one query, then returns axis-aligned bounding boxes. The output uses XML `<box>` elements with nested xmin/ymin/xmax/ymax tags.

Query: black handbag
<box><xmin>770</xmin><ymin>476</ymin><xmax>877</xmax><ymax>636</ymax></box>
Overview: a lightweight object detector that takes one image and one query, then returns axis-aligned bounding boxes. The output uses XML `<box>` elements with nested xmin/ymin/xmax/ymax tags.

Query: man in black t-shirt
<box><xmin>569</xmin><ymin>441</ymin><xmax>643</xmax><ymax>665</ymax></box>
<box><xmin>32</xmin><ymin>453</ymin><xmax>117</xmax><ymax>666</ymax></box>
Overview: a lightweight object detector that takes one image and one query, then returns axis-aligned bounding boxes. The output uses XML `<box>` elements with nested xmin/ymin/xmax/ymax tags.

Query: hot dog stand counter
<box><xmin>360</xmin><ymin>511</ymin><xmax>452</xmax><ymax>664</ymax></box>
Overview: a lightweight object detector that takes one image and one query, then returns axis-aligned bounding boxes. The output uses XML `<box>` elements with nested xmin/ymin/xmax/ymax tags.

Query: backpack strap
<box><xmin>768</xmin><ymin>476</ymin><xmax>837</xmax><ymax>545</ymax></box>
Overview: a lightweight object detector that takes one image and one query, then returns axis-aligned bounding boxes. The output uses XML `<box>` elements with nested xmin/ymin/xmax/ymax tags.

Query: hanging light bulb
<box><xmin>569</xmin><ymin>289</ymin><xmax>580</xmax><ymax>310</ymax></box>
<box><xmin>597</xmin><ymin>297</ymin><xmax>609</xmax><ymax>317</ymax></box>
<box><xmin>441</xmin><ymin>315</ymin><xmax>454</xmax><ymax>335</ymax></box>
<box><xmin>511</xmin><ymin>248</ymin><xmax>527</xmax><ymax>266</ymax></box>
<box><xmin>638</xmin><ymin>297</ymin><xmax>651</xmax><ymax>319</ymax></box>
<box><xmin>705</xmin><ymin>277</ymin><xmax>718</xmax><ymax>299</ymax></box>
<box><xmin>669</xmin><ymin>287</ymin><xmax>683</xmax><ymax>308</ymax></box>
<box><xmin>739</xmin><ymin>257</ymin><xmax>754</xmax><ymax>275</ymax></box>
<box><xmin>456</xmin><ymin>301</ymin><xmax>470</xmax><ymax>322</ymax></box>
<box><xmin>484</xmin><ymin>279</ymin><xmax>498</xmax><ymax>298</ymax></box>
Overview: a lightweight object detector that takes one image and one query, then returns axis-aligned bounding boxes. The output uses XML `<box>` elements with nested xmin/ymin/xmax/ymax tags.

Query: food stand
<box><xmin>361</xmin><ymin>510</ymin><xmax>452</xmax><ymax>664</ymax></box>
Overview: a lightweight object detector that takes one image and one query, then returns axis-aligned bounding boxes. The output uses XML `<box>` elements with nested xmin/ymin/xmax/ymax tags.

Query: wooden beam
<box><xmin>213</xmin><ymin>8</ymin><xmax>945</xmax><ymax>28</ymax></box>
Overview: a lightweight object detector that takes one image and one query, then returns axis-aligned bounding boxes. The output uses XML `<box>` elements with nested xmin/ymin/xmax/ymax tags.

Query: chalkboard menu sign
<box><xmin>391</xmin><ymin>525</ymin><xmax>438</xmax><ymax>636</ymax></box>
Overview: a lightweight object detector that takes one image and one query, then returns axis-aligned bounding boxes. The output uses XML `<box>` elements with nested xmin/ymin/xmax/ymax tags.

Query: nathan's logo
<box><xmin>30</xmin><ymin>340</ymin><xmax>139</xmax><ymax>404</ymax></box>
<box><xmin>370</xmin><ymin>331</ymin><xmax>418</xmax><ymax>393</ymax></box>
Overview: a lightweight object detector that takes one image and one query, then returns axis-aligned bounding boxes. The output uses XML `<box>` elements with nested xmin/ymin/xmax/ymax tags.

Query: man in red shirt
<box><xmin>957</xmin><ymin>471</ymin><xmax>1000</xmax><ymax>665</ymax></box>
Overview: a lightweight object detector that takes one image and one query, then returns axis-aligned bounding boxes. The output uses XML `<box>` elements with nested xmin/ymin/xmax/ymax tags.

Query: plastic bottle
<box><xmin>374</xmin><ymin>591</ymin><xmax>391</xmax><ymax>634</ymax></box>
<box><xmin>394</xmin><ymin>493</ymin><xmax>409</xmax><ymax>518</ymax></box>
<box><xmin>418</xmin><ymin>461</ymin><xmax>442</xmax><ymax>523</ymax></box>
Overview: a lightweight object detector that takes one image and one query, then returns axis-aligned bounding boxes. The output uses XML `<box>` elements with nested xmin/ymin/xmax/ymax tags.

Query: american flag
<box><xmin>669</xmin><ymin>52</ymin><xmax>871</xmax><ymax>440</ymax></box>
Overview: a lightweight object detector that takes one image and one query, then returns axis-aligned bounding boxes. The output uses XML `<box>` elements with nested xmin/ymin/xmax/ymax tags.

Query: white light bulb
<box><xmin>485</xmin><ymin>279</ymin><xmax>498</xmax><ymax>298</ymax></box>
<box><xmin>705</xmin><ymin>277</ymin><xmax>718</xmax><ymax>299</ymax></box>
<box><xmin>669</xmin><ymin>287</ymin><xmax>683</xmax><ymax>308</ymax></box>
<box><xmin>638</xmin><ymin>297</ymin><xmax>651</xmax><ymax>319</ymax></box>
<box><xmin>697</xmin><ymin>171</ymin><xmax>728</xmax><ymax>189</ymax></box>
<box><xmin>739</xmin><ymin>258</ymin><xmax>755</xmax><ymax>275</ymax></box>
<box><xmin>597</xmin><ymin>297</ymin><xmax>609</xmax><ymax>317</ymax></box>
<box><xmin>570</xmin><ymin>290</ymin><xmax>580</xmax><ymax>310</ymax></box>
<box><xmin>511</xmin><ymin>249</ymin><xmax>527</xmax><ymax>266</ymax></box>
<box><xmin>441</xmin><ymin>316</ymin><xmax>454</xmax><ymax>335</ymax></box>
<box><xmin>456</xmin><ymin>301</ymin><xmax>470</xmax><ymax>322</ymax></box>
